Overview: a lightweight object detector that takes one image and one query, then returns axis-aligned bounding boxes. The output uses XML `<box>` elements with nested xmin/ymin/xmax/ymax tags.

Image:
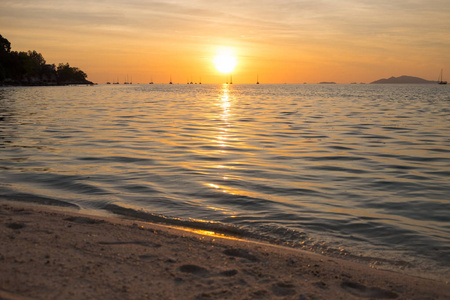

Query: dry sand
<box><xmin>1</xmin><ymin>202</ymin><xmax>449</xmax><ymax>299</ymax></box>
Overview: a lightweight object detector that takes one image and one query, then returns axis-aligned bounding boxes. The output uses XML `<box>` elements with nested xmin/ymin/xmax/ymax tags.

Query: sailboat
<box><xmin>438</xmin><ymin>69</ymin><xmax>447</xmax><ymax>84</ymax></box>
<box><xmin>169</xmin><ymin>75</ymin><xmax>173</xmax><ymax>84</ymax></box>
<box><xmin>256</xmin><ymin>75</ymin><xmax>259</xmax><ymax>84</ymax></box>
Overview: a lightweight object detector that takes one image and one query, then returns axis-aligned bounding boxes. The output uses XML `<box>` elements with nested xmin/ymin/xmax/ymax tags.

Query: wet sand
<box><xmin>1</xmin><ymin>202</ymin><xmax>449</xmax><ymax>299</ymax></box>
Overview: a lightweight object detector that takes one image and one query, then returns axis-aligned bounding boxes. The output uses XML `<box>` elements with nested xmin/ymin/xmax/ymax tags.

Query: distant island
<box><xmin>370</xmin><ymin>75</ymin><xmax>436</xmax><ymax>84</ymax></box>
<box><xmin>0</xmin><ymin>34</ymin><xmax>92</xmax><ymax>86</ymax></box>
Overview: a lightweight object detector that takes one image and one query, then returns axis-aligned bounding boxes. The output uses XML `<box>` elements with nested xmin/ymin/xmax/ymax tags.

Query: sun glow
<box><xmin>213</xmin><ymin>48</ymin><xmax>237</xmax><ymax>74</ymax></box>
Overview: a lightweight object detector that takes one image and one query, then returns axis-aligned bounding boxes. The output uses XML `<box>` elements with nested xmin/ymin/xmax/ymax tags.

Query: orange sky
<box><xmin>1</xmin><ymin>0</ymin><xmax>449</xmax><ymax>84</ymax></box>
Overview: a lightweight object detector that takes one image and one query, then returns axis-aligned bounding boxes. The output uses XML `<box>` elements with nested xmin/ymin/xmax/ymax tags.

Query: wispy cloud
<box><xmin>1</xmin><ymin>0</ymin><xmax>449</xmax><ymax>82</ymax></box>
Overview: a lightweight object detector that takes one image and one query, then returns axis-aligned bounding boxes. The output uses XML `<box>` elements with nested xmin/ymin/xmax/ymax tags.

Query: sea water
<box><xmin>1</xmin><ymin>83</ymin><xmax>449</xmax><ymax>280</ymax></box>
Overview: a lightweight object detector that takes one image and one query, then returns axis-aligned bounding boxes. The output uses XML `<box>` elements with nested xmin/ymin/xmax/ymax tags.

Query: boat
<box><xmin>438</xmin><ymin>69</ymin><xmax>447</xmax><ymax>84</ymax></box>
<box><xmin>256</xmin><ymin>74</ymin><xmax>259</xmax><ymax>84</ymax></box>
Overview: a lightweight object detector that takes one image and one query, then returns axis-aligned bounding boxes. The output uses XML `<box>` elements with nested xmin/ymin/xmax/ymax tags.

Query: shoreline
<box><xmin>0</xmin><ymin>82</ymin><xmax>94</xmax><ymax>87</ymax></box>
<box><xmin>1</xmin><ymin>201</ymin><xmax>449</xmax><ymax>299</ymax></box>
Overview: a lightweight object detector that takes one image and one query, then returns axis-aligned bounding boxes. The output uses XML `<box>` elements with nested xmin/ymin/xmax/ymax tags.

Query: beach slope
<box><xmin>1</xmin><ymin>202</ymin><xmax>448</xmax><ymax>299</ymax></box>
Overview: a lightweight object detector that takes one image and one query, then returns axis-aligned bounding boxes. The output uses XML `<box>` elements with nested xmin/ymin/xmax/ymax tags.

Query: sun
<box><xmin>213</xmin><ymin>48</ymin><xmax>237</xmax><ymax>74</ymax></box>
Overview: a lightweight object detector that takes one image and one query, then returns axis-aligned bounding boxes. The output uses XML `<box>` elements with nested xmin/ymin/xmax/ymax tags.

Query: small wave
<box><xmin>381</xmin><ymin>126</ymin><xmax>411</xmax><ymax>131</ymax></box>
<box><xmin>306</xmin><ymin>155</ymin><xmax>368</xmax><ymax>162</ymax></box>
<box><xmin>103</xmin><ymin>203</ymin><xmax>246</xmax><ymax>237</ymax></box>
<box><xmin>0</xmin><ymin>192</ymin><xmax>79</xmax><ymax>209</ymax></box>
<box><xmin>327</xmin><ymin>145</ymin><xmax>353</xmax><ymax>150</ymax></box>
<box><xmin>78</xmin><ymin>156</ymin><xmax>156</xmax><ymax>165</ymax></box>
<box><xmin>20</xmin><ymin>173</ymin><xmax>110</xmax><ymax>196</ymax></box>
<box><xmin>102</xmin><ymin>203</ymin><xmax>325</xmax><ymax>252</ymax></box>
<box><xmin>309</xmin><ymin>165</ymin><xmax>369</xmax><ymax>174</ymax></box>
<box><xmin>399</xmin><ymin>155</ymin><xmax>450</xmax><ymax>163</ymax></box>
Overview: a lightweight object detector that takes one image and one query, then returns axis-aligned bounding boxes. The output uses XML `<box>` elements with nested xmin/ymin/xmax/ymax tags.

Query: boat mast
<box><xmin>439</xmin><ymin>69</ymin><xmax>447</xmax><ymax>84</ymax></box>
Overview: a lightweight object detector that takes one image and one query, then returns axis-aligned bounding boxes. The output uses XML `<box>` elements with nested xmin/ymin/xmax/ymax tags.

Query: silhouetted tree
<box><xmin>0</xmin><ymin>35</ymin><xmax>11</xmax><ymax>81</ymax></box>
<box><xmin>56</xmin><ymin>63</ymin><xmax>88</xmax><ymax>84</ymax></box>
<box><xmin>0</xmin><ymin>34</ymin><xmax>11</xmax><ymax>53</ymax></box>
<box><xmin>24</xmin><ymin>50</ymin><xmax>46</xmax><ymax>79</ymax></box>
<box><xmin>0</xmin><ymin>34</ymin><xmax>91</xmax><ymax>85</ymax></box>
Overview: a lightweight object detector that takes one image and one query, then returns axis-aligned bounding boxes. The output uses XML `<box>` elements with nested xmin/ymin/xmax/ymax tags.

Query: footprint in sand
<box><xmin>178</xmin><ymin>264</ymin><xmax>209</xmax><ymax>276</ymax></box>
<box><xmin>341</xmin><ymin>281</ymin><xmax>398</xmax><ymax>299</ymax></box>
<box><xmin>223</xmin><ymin>248</ymin><xmax>259</xmax><ymax>262</ymax></box>
<box><xmin>64</xmin><ymin>216</ymin><xmax>104</xmax><ymax>224</ymax></box>
<box><xmin>219</xmin><ymin>269</ymin><xmax>238</xmax><ymax>277</ymax></box>
<box><xmin>6</xmin><ymin>222</ymin><xmax>26</xmax><ymax>230</ymax></box>
<box><xmin>270</xmin><ymin>282</ymin><xmax>296</xmax><ymax>297</ymax></box>
<box><xmin>98</xmin><ymin>241</ymin><xmax>162</xmax><ymax>248</ymax></box>
<box><xmin>178</xmin><ymin>265</ymin><xmax>238</xmax><ymax>278</ymax></box>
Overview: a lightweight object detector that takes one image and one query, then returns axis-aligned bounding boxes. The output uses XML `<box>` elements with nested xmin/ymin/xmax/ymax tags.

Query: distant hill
<box><xmin>371</xmin><ymin>75</ymin><xmax>436</xmax><ymax>84</ymax></box>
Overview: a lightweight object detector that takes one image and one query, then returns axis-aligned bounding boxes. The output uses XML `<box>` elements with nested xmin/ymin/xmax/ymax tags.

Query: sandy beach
<box><xmin>0</xmin><ymin>202</ymin><xmax>449</xmax><ymax>300</ymax></box>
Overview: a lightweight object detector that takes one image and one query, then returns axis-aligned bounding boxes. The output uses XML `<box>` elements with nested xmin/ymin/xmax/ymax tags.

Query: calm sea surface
<box><xmin>1</xmin><ymin>84</ymin><xmax>449</xmax><ymax>280</ymax></box>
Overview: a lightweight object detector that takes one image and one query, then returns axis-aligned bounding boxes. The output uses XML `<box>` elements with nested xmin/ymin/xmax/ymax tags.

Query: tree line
<box><xmin>0</xmin><ymin>34</ymin><xmax>92</xmax><ymax>86</ymax></box>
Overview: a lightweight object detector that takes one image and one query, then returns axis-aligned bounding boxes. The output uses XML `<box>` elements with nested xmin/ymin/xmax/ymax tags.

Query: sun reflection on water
<box><xmin>217</xmin><ymin>83</ymin><xmax>231</xmax><ymax>149</ymax></box>
<box><xmin>204</xmin><ymin>84</ymin><xmax>234</xmax><ymax>200</ymax></box>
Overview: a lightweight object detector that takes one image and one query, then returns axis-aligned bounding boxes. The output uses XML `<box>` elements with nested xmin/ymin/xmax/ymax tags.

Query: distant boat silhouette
<box><xmin>256</xmin><ymin>75</ymin><xmax>259</xmax><ymax>84</ymax></box>
<box><xmin>230</xmin><ymin>74</ymin><xmax>233</xmax><ymax>84</ymax></box>
<box><xmin>438</xmin><ymin>69</ymin><xmax>447</xmax><ymax>84</ymax></box>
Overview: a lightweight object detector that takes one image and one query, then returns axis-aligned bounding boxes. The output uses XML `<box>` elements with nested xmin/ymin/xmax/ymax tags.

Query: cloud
<box><xmin>2</xmin><ymin>0</ymin><xmax>448</xmax><ymax>43</ymax></box>
<box><xmin>1</xmin><ymin>0</ymin><xmax>449</xmax><ymax>77</ymax></box>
